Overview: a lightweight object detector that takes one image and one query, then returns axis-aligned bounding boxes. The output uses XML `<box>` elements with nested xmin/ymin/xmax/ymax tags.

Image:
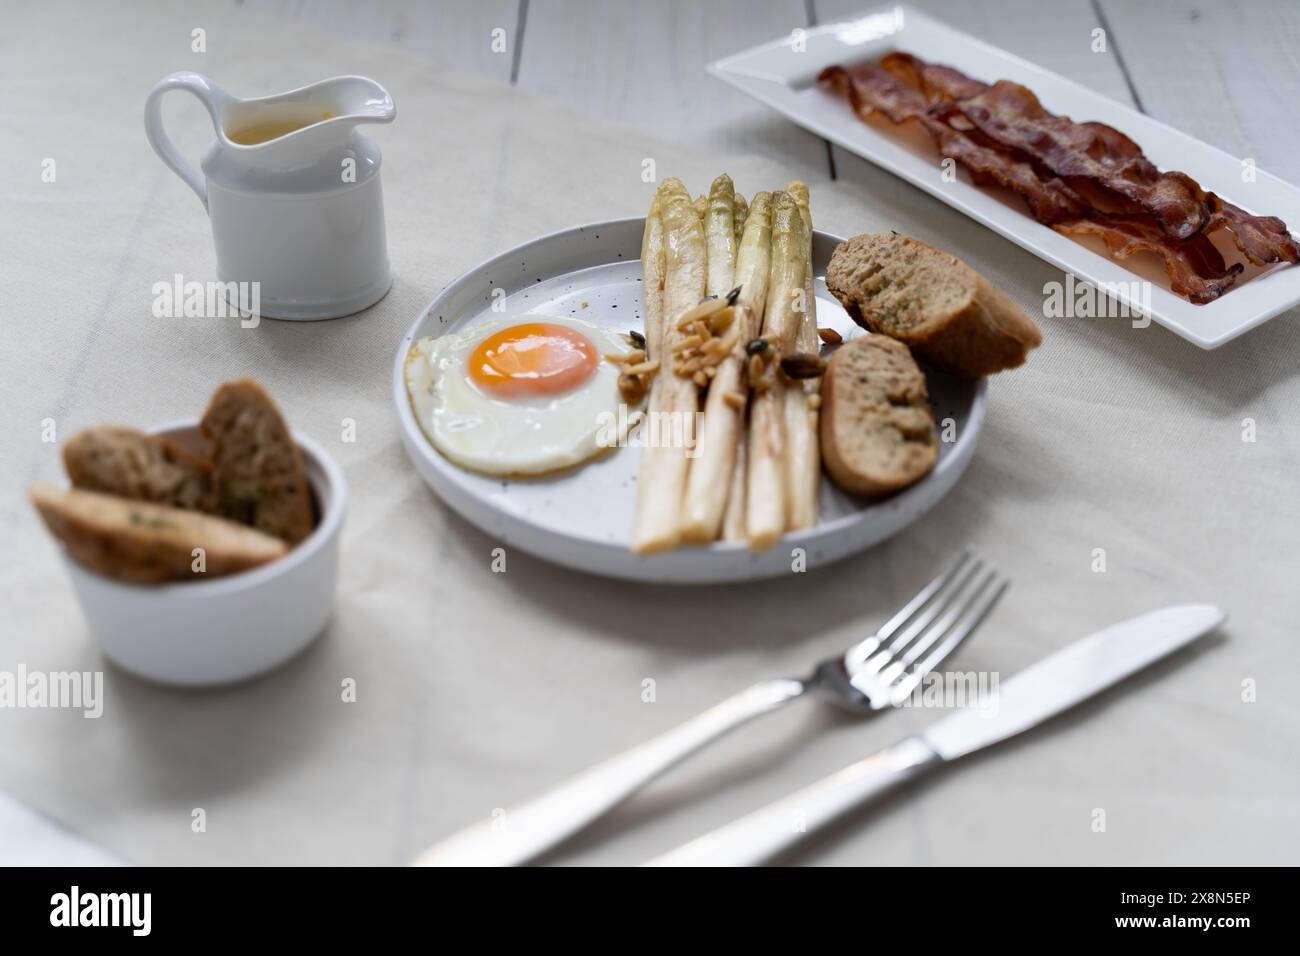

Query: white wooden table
<box><xmin>7</xmin><ymin>0</ymin><xmax>1298</xmax><ymax>865</ymax></box>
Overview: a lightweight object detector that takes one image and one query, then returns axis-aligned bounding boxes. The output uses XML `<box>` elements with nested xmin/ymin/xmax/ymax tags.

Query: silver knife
<box><xmin>645</xmin><ymin>603</ymin><xmax>1224</xmax><ymax>867</ymax></box>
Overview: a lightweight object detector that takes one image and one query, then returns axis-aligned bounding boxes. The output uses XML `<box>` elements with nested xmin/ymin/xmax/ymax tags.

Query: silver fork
<box><xmin>413</xmin><ymin>549</ymin><xmax>1007</xmax><ymax>866</ymax></box>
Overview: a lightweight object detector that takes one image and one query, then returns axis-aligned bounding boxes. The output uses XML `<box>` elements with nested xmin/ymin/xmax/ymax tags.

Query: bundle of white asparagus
<box><xmin>631</xmin><ymin>175</ymin><xmax>823</xmax><ymax>554</ymax></box>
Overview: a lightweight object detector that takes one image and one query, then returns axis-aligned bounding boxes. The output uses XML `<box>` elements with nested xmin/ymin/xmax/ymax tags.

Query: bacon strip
<box><xmin>890</xmin><ymin>53</ymin><xmax>1300</xmax><ymax>268</ymax></box>
<box><xmin>880</xmin><ymin>51</ymin><xmax>986</xmax><ymax>103</ymax></box>
<box><xmin>881</xmin><ymin>51</ymin><xmax>1151</xmax><ymax>216</ymax></box>
<box><xmin>818</xmin><ymin>54</ymin><xmax>1300</xmax><ymax>303</ymax></box>
<box><xmin>1206</xmin><ymin>194</ymin><xmax>1300</xmax><ymax>265</ymax></box>
<box><xmin>931</xmin><ymin>80</ymin><xmax>1210</xmax><ymax>239</ymax></box>
<box><xmin>819</xmin><ymin>65</ymin><xmax>1086</xmax><ymax>224</ymax></box>
<box><xmin>1053</xmin><ymin>217</ymin><xmax>1242</xmax><ymax>304</ymax></box>
<box><xmin>882</xmin><ymin>53</ymin><xmax>1161</xmax><ymax>192</ymax></box>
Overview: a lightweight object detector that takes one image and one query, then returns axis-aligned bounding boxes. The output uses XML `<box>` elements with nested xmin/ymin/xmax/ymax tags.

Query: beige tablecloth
<box><xmin>1</xmin><ymin>1</ymin><xmax>1297</xmax><ymax>865</ymax></box>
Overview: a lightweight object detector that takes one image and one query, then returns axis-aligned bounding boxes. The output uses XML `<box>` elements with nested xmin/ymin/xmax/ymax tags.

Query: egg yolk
<box><xmin>469</xmin><ymin>322</ymin><xmax>600</xmax><ymax>398</ymax></box>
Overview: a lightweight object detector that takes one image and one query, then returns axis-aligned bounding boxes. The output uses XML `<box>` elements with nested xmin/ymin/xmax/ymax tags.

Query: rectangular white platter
<box><xmin>709</xmin><ymin>3</ymin><xmax>1300</xmax><ymax>348</ymax></box>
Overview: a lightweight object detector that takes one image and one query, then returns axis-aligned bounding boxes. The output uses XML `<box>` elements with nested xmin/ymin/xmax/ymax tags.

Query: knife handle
<box><xmin>413</xmin><ymin>678</ymin><xmax>807</xmax><ymax>866</ymax></box>
<box><xmin>645</xmin><ymin>736</ymin><xmax>941</xmax><ymax>867</ymax></box>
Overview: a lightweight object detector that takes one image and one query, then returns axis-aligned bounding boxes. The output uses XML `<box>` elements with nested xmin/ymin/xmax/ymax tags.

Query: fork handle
<box><xmin>644</xmin><ymin>737</ymin><xmax>942</xmax><ymax>867</ymax></box>
<box><xmin>413</xmin><ymin>678</ymin><xmax>807</xmax><ymax>866</ymax></box>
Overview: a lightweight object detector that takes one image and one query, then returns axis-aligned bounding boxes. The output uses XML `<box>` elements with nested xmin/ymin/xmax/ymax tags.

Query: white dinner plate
<box><xmin>392</xmin><ymin>218</ymin><xmax>985</xmax><ymax>584</ymax></box>
<box><xmin>709</xmin><ymin>3</ymin><xmax>1300</xmax><ymax>348</ymax></box>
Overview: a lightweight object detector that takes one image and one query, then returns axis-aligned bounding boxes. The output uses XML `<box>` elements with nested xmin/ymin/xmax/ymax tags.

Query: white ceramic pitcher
<box><xmin>145</xmin><ymin>71</ymin><xmax>396</xmax><ymax>320</ymax></box>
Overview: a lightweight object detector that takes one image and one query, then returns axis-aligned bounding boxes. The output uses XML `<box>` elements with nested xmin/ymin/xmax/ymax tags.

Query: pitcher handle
<box><xmin>144</xmin><ymin>71</ymin><xmax>230</xmax><ymax>210</ymax></box>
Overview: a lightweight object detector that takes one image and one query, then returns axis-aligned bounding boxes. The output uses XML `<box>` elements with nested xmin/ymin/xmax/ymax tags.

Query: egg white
<box><xmin>405</xmin><ymin>315</ymin><xmax>638</xmax><ymax>476</ymax></box>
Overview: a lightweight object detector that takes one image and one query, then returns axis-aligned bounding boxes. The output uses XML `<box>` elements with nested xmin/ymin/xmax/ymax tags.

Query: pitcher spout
<box><xmin>321</xmin><ymin>75</ymin><xmax>396</xmax><ymax>125</ymax></box>
<box><xmin>218</xmin><ymin>75</ymin><xmax>395</xmax><ymax>150</ymax></box>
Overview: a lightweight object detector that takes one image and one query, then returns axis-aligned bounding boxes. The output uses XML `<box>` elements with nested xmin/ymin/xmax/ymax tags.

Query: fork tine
<box><xmin>912</xmin><ymin>573</ymin><xmax>1008</xmax><ymax>677</ymax></box>
<box><xmin>874</xmin><ymin>548</ymin><xmax>973</xmax><ymax>642</ymax></box>
<box><xmin>900</xmin><ymin>566</ymin><xmax>999</xmax><ymax>668</ymax></box>
<box><xmin>886</xmin><ymin>571</ymin><xmax>1009</xmax><ymax>703</ymax></box>
<box><xmin>877</xmin><ymin>565</ymin><xmax>1002</xmax><ymax>686</ymax></box>
<box><xmin>874</xmin><ymin>563</ymin><xmax>982</xmax><ymax>684</ymax></box>
<box><xmin>867</xmin><ymin>556</ymin><xmax>983</xmax><ymax>674</ymax></box>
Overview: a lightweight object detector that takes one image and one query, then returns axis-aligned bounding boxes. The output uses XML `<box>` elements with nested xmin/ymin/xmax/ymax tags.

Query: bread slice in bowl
<box><xmin>30</xmin><ymin>484</ymin><xmax>287</xmax><ymax>583</ymax></box>
<box><xmin>64</xmin><ymin>426</ymin><xmax>214</xmax><ymax>513</ymax></box>
<box><xmin>200</xmin><ymin>379</ymin><xmax>314</xmax><ymax>544</ymax></box>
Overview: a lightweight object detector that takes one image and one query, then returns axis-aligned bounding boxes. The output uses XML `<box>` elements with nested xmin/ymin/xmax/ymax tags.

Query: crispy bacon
<box><xmin>893</xmin><ymin>54</ymin><xmax>1300</xmax><ymax>267</ymax></box>
<box><xmin>880</xmin><ymin>51</ymin><xmax>986</xmax><ymax>104</ymax></box>
<box><xmin>818</xmin><ymin>53</ymin><xmax>1300</xmax><ymax>303</ymax></box>
<box><xmin>931</xmin><ymin>80</ymin><xmax>1210</xmax><ymax>238</ymax></box>
<box><xmin>819</xmin><ymin>65</ymin><xmax>1086</xmax><ymax>223</ymax></box>
<box><xmin>880</xmin><ymin>52</ymin><xmax>1152</xmax><ymax>216</ymax></box>
<box><xmin>1205</xmin><ymin>194</ymin><xmax>1300</xmax><ymax>265</ymax></box>
<box><xmin>1053</xmin><ymin>217</ymin><xmax>1242</xmax><ymax>304</ymax></box>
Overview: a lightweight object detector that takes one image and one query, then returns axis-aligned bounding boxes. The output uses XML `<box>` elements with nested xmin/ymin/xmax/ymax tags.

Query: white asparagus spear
<box><xmin>703</xmin><ymin>174</ymin><xmax>736</xmax><ymax>298</ymax></box>
<box><xmin>681</xmin><ymin>191</ymin><xmax>773</xmax><ymax>542</ymax></box>
<box><xmin>631</xmin><ymin>179</ymin><xmax>707</xmax><ymax>554</ymax></box>
<box><xmin>641</xmin><ymin>193</ymin><xmax>666</xmax><ymax>363</ymax></box>
<box><xmin>720</xmin><ymin>189</ymin><xmax>751</xmax><ymax>543</ymax></box>
<box><xmin>784</xmin><ymin>180</ymin><xmax>820</xmax><ymax>531</ymax></box>
<box><xmin>733</xmin><ymin>192</ymin><xmax>749</xmax><ymax>247</ymax></box>
<box><xmin>721</xmin><ymin>426</ymin><xmax>748</xmax><ymax>541</ymax></box>
<box><xmin>746</xmin><ymin>191</ymin><xmax>807</xmax><ymax>551</ymax></box>
<box><xmin>678</xmin><ymin>174</ymin><xmax>736</xmax><ymax>543</ymax></box>
<box><xmin>731</xmin><ymin>192</ymin><xmax>771</xmax><ymax>314</ymax></box>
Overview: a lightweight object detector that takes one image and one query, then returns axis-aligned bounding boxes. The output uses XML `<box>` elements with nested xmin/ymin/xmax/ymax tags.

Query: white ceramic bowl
<box><xmin>58</xmin><ymin>420</ymin><xmax>346</xmax><ymax>686</ymax></box>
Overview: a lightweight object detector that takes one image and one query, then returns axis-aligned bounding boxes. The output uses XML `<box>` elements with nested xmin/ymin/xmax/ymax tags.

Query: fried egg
<box><xmin>405</xmin><ymin>315</ymin><xmax>636</xmax><ymax>476</ymax></box>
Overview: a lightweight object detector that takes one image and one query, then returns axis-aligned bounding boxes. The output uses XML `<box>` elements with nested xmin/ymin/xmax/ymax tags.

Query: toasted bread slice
<box><xmin>64</xmin><ymin>426</ymin><xmax>214</xmax><ymax>513</ymax></box>
<box><xmin>200</xmin><ymin>380</ymin><xmax>314</xmax><ymax>544</ymax></box>
<box><xmin>826</xmin><ymin>233</ymin><xmax>1041</xmax><ymax>377</ymax></box>
<box><xmin>819</xmin><ymin>335</ymin><xmax>938</xmax><ymax>497</ymax></box>
<box><xmin>30</xmin><ymin>484</ymin><xmax>287</xmax><ymax>583</ymax></box>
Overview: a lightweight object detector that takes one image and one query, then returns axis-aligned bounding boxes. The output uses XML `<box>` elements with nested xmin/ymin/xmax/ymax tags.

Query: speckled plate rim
<box><xmin>391</xmin><ymin>217</ymin><xmax>987</xmax><ymax>584</ymax></box>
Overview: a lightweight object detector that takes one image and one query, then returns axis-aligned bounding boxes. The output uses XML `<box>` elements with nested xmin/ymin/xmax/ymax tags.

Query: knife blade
<box><xmin>923</xmin><ymin>602</ymin><xmax>1224</xmax><ymax>759</ymax></box>
<box><xmin>646</xmin><ymin>603</ymin><xmax>1224</xmax><ymax>867</ymax></box>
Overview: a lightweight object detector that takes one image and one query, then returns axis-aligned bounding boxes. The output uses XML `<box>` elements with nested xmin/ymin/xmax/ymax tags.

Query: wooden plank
<box><xmin>1099</xmin><ymin>0</ymin><xmax>1300</xmax><ymax>181</ymax></box>
<box><xmin>243</xmin><ymin>0</ymin><xmax>522</xmax><ymax>82</ymax></box>
<box><xmin>514</xmin><ymin>0</ymin><xmax>830</xmax><ymax>173</ymax></box>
